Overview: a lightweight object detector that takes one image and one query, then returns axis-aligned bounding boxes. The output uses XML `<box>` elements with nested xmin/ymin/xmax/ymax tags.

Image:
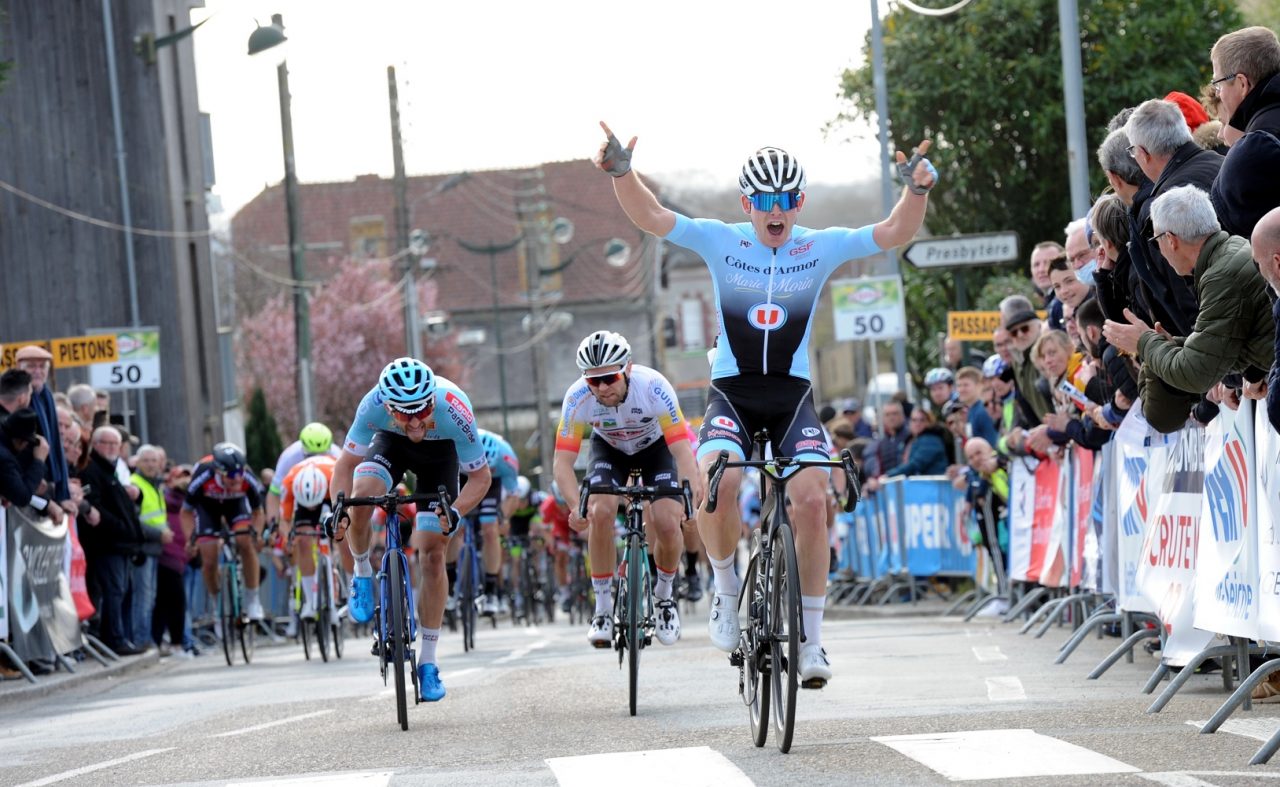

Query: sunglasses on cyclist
<box><xmin>585</xmin><ymin>371</ymin><xmax>624</xmax><ymax>387</ymax></box>
<box><xmin>749</xmin><ymin>190</ymin><xmax>800</xmax><ymax>212</ymax></box>
<box><xmin>388</xmin><ymin>399</ymin><xmax>434</xmax><ymax>423</ymax></box>
<box><xmin>216</xmin><ymin>468</ymin><xmax>244</xmax><ymax>480</ymax></box>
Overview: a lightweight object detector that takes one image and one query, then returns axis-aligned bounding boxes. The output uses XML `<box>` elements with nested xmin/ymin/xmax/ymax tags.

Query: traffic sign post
<box><xmin>88</xmin><ymin>327</ymin><xmax>161</xmax><ymax>390</ymax></box>
<box><xmin>831</xmin><ymin>276</ymin><xmax>907</xmax><ymax>342</ymax></box>
<box><xmin>903</xmin><ymin>232</ymin><xmax>1020</xmax><ymax>269</ymax></box>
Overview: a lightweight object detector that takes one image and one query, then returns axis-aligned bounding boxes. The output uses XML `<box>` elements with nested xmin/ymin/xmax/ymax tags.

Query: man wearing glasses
<box><xmin>331</xmin><ymin>357</ymin><xmax>490</xmax><ymax>702</ymax></box>
<box><xmin>553</xmin><ymin>330</ymin><xmax>697</xmax><ymax>648</ymax></box>
<box><xmin>593</xmin><ymin>124</ymin><xmax>935</xmax><ymax>686</ymax></box>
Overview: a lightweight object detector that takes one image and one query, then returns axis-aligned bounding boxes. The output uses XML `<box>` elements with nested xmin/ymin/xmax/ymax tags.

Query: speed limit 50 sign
<box><xmin>830</xmin><ymin>276</ymin><xmax>906</xmax><ymax>341</ymax></box>
<box><xmin>88</xmin><ymin>327</ymin><xmax>161</xmax><ymax>390</ymax></box>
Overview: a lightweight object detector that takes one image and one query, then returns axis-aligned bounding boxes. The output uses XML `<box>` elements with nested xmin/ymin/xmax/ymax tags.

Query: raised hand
<box><xmin>595</xmin><ymin>121</ymin><xmax>636</xmax><ymax>178</ymax></box>
<box><xmin>896</xmin><ymin>139</ymin><xmax>937</xmax><ymax>194</ymax></box>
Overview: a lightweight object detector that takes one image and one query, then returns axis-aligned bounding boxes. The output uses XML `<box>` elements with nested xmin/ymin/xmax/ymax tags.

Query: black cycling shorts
<box><xmin>358</xmin><ymin>431</ymin><xmax>460</xmax><ymax>503</ymax></box>
<box><xmin>508</xmin><ymin>513</ymin><xmax>535</xmax><ymax>538</ymax></box>
<box><xmin>586</xmin><ymin>434</ymin><xmax>680</xmax><ymax>492</ymax></box>
<box><xmin>696</xmin><ymin>373</ymin><xmax>831</xmax><ymax>462</ymax></box>
<box><xmin>192</xmin><ymin>498</ymin><xmax>254</xmax><ymax>538</ymax></box>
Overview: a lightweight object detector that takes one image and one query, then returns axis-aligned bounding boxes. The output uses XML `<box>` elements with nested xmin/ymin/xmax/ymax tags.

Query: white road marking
<box><xmin>547</xmin><ymin>746</ymin><xmax>753</xmax><ymax>786</ymax></box>
<box><xmin>1187</xmin><ymin>717</ymin><xmax>1280</xmax><ymax>742</ymax></box>
<box><xmin>985</xmin><ymin>676</ymin><xmax>1026</xmax><ymax>701</ymax></box>
<box><xmin>210</xmin><ymin>709</ymin><xmax>335</xmax><ymax>738</ymax></box>
<box><xmin>13</xmin><ymin>748</ymin><xmax>175</xmax><ymax>787</ymax></box>
<box><xmin>1137</xmin><ymin>774</ymin><xmax>1222</xmax><ymax>787</ymax></box>
<box><xmin>971</xmin><ymin>645</ymin><xmax>1007</xmax><ymax>662</ymax></box>
<box><xmin>493</xmin><ymin>639</ymin><xmax>549</xmax><ymax>665</ymax></box>
<box><xmin>444</xmin><ymin>667</ymin><xmax>482</xmax><ymax>680</ymax></box>
<box><xmin>360</xmin><ymin>689</ymin><xmax>395</xmax><ymax>703</ymax></box>
<box><xmin>872</xmin><ymin>728</ymin><xmax>1140</xmax><ymax>782</ymax></box>
<box><xmin>227</xmin><ymin>771</ymin><xmax>392</xmax><ymax>786</ymax></box>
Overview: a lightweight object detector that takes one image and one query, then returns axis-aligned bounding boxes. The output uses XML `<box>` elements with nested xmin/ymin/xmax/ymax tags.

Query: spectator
<box><xmin>837</xmin><ymin>398</ymin><xmax>874</xmax><ymax>439</ymax></box>
<box><xmin>0</xmin><ymin>409</ymin><xmax>63</xmax><ymax>522</ymax></box>
<box><xmin>943</xmin><ymin>338</ymin><xmax>964</xmax><ymax>371</ymax></box>
<box><xmin>1165</xmin><ymin>90</ymin><xmax>1212</xmax><ymax>135</ymax></box>
<box><xmin>129</xmin><ymin>444</ymin><xmax>172</xmax><ymax>651</ymax></box>
<box><xmin>942</xmin><ymin>399</ymin><xmax>969</xmax><ymax>445</ymax></box>
<box><xmin>55</xmin><ymin>406</ymin><xmax>89</xmax><ymax>473</ymax></box>
<box><xmin>881</xmin><ymin>408</ymin><xmax>953</xmax><ymax>479</ymax></box>
<box><xmin>982</xmin><ymin>355</ymin><xmax>1020</xmax><ymax>452</ymax></box>
<box><xmin>992</xmin><ymin>327</ymin><xmax>1015</xmax><ymax>367</ymax></box>
<box><xmin>924</xmin><ymin>367</ymin><xmax>957</xmax><ymax>413</ymax></box>
<box><xmin>66</xmin><ymin>384</ymin><xmax>97</xmax><ymax>433</ymax></box>
<box><xmin>1105</xmin><ymin>185</ymin><xmax>1272</xmax><ymax>432</ymax></box>
<box><xmin>1251</xmin><ymin>207</ymin><xmax>1280</xmax><ymax>430</ymax></box>
<box><xmin>1125</xmin><ymin>98</ymin><xmax>1223</xmax><ymax>337</ymax></box>
<box><xmin>861</xmin><ymin>400</ymin><xmax>908</xmax><ymax>494</ymax></box>
<box><xmin>1076</xmin><ymin>297</ymin><xmax>1137</xmax><ymax>429</ymax></box>
<box><xmin>1064</xmin><ymin>217</ymin><xmax>1098</xmax><ymax>273</ymax></box>
<box><xmin>960</xmin><ymin>436</ymin><xmax>1009</xmax><ymax>593</ymax></box>
<box><xmin>1090</xmin><ymin>192</ymin><xmax>1137</xmax><ymax>323</ymax></box>
<box><xmin>1000</xmin><ymin>295</ymin><xmax>1052</xmax><ymax>422</ymax></box>
<box><xmin>1048</xmin><ymin>257</ymin><xmax>1093</xmax><ymax>310</ymax></box>
<box><xmin>817</xmin><ymin>403</ymin><xmax>837</xmax><ymax>425</ymax></box>
<box><xmin>156</xmin><ymin>462</ymin><xmax>194</xmax><ymax>657</ymax></box>
<box><xmin>77</xmin><ymin>425</ymin><xmax>147</xmax><ymax>656</ymax></box>
<box><xmin>955</xmin><ymin>366</ymin><xmax>1000</xmax><ymax>445</ymax></box>
<box><xmin>14</xmin><ymin>345</ymin><xmax>70</xmax><ymax>503</ymax></box>
<box><xmin>1209</xmin><ymin>26</ymin><xmax>1280</xmax><ymax>238</ymax></box>
<box><xmin>1029</xmin><ymin>241</ymin><xmax>1063</xmax><ymax>328</ymax></box>
<box><xmin>0</xmin><ymin>368</ymin><xmax>33</xmax><ymax>417</ymax></box>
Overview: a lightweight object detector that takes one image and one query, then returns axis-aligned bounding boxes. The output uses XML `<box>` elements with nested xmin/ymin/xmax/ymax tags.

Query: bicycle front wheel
<box><xmin>770</xmin><ymin>523</ymin><xmax>801</xmax><ymax>753</ymax></box>
<box><xmin>315</xmin><ymin>557</ymin><xmax>331</xmax><ymax>663</ymax></box>
<box><xmin>626</xmin><ymin>533</ymin><xmax>644</xmax><ymax>717</ymax></box>
<box><xmin>742</xmin><ymin>536</ymin><xmax>769</xmax><ymax>747</ymax></box>
<box><xmin>389</xmin><ymin>556</ymin><xmax>409</xmax><ymax>731</ymax></box>
<box><xmin>330</xmin><ymin>562</ymin><xmax>345</xmax><ymax>659</ymax></box>
<box><xmin>239</xmin><ymin>588</ymin><xmax>256</xmax><ymax>665</ymax></box>
<box><xmin>459</xmin><ymin>549</ymin><xmax>476</xmax><ymax>652</ymax></box>
<box><xmin>219</xmin><ymin>566</ymin><xmax>235</xmax><ymax>667</ymax></box>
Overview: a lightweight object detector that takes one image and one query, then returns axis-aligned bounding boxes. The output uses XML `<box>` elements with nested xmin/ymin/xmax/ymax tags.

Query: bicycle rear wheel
<box><xmin>459</xmin><ymin>548</ymin><xmax>476</xmax><ymax>652</ymax></box>
<box><xmin>742</xmin><ymin>536</ymin><xmax>769</xmax><ymax>747</ymax></box>
<box><xmin>219</xmin><ymin>566</ymin><xmax>235</xmax><ymax>667</ymax></box>
<box><xmin>522</xmin><ymin>558</ymin><xmax>537</xmax><ymax>626</ymax></box>
<box><xmin>239</xmin><ymin>586</ymin><xmax>256</xmax><ymax>665</ymax></box>
<box><xmin>626</xmin><ymin>533</ymin><xmax>644</xmax><ymax>717</ymax></box>
<box><xmin>315</xmin><ymin>557</ymin><xmax>331</xmax><ymax>663</ymax></box>
<box><xmin>299</xmin><ymin>577</ymin><xmax>312</xmax><ymax>661</ymax></box>
<box><xmin>389</xmin><ymin>555</ymin><xmax>409</xmax><ymax>731</ymax></box>
<box><xmin>330</xmin><ymin>562</ymin><xmax>345</xmax><ymax>659</ymax></box>
<box><xmin>770</xmin><ymin>522</ymin><xmax>801</xmax><ymax>753</ymax></box>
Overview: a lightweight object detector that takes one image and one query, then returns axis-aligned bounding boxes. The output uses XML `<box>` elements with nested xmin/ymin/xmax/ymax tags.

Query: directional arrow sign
<box><xmin>903</xmin><ymin>231</ymin><xmax>1020</xmax><ymax>269</ymax></box>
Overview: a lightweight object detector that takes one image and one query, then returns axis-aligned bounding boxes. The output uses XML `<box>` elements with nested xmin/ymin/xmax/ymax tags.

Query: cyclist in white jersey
<box><xmin>553</xmin><ymin>331</ymin><xmax>698</xmax><ymax>648</ymax></box>
<box><xmin>595</xmin><ymin>122</ymin><xmax>936</xmax><ymax>686</ymax></box>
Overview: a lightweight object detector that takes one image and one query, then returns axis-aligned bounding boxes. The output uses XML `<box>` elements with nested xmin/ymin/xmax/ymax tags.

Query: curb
<box><xmin>0</xmin><ymin>649</ymin><xmax>162</xmax><ymax>705</ymax></box>
<box><xmin>824</xmin><ymin>602</ymin><xmax>955</xmax><ymax>620</ymax></box>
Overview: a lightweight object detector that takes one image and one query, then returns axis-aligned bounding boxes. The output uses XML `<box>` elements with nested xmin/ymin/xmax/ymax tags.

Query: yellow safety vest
<box><xmin>130</xmin><ymin>473</ymin><xmax>167</xmax><ymax>530</ymax></box>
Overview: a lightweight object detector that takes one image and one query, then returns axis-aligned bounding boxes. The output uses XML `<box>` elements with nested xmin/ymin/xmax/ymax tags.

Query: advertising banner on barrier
<box><xmin>880</xmin><ymin>480</ymin><xmax>905</xmax><ymax>575</ymax></box>
<box><xmin>0</xmin><ymin>507</ymin><xmax>7</xmax><ymax>641</ymax></box>
<box><xmin>1028</xmin><ymin>454</ymin><xmax>1063</xmax><ymax>584</ymax></box>
<box><xmin>858</xmin><ymin>504</ymin><xmax>878</xmax><ymax>579</ymax></box>
<box><xmin>1100</xmin><ymin>441</ymin><xmax>1119</xmax><ymax>596</ymax></box>
<box><xmin>1253</xmin><ymin>404</ymin><xmax>1280</xmax><ymax>642</ymax></box>
<box><xmin>1138</xmin><ymin>424</ymin><xmax>1212</xmax><ymax>666</ymax></box>
<box><xmin>5</xmin><ymin>507</ymin><xmax>81</xmax><ymax>660</ymax></box>
<box><xmin>1007</xmin><ymin>456</ymin><xmax>1039</xmax><ymax>582</ymax></box>
<box><xmin>901</xmin><ymin>477</ymin><xmax>975</xmax><ymax>577</ymax></box>
<box><xmin>1194</xmin><ymin>401</ymin><xmax>1259</xmax><ymax>638</ymax></box>
<box><xmin>1115</xmin><ymin>403</ymin><xmax>1157</xmax><ymax>613</ymax></box>
<box><xmin>1071</xmin><ymin>447</ymin><xmax>1096</xmax><ymax>589</ymax></box>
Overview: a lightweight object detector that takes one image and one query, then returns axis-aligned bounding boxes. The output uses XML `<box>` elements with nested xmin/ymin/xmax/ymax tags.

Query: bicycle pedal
<box><xmin>729</xmin><ymin>650</ymin><xmax>744</xmax><ymax>667</ymax></box>
<box><xmin>801</xmin><ymin>677</ymin><xmax>828</xmax><ymax>690</ymax></box>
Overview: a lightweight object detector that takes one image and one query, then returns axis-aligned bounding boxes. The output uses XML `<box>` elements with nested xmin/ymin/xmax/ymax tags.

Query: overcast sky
<box><xmin>192</xmin><ymin>0</ymin><xmax>883</xmax><ymax>220</ymax></box>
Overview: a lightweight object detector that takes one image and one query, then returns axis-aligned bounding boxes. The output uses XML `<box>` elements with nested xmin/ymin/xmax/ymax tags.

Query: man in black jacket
<box><xmin>1125</xmin><ymin>99</ymin><xmax>1224</xmax><ymax>337</ymax></box>
<box><xmin>77</xmin><ymin>426</ymin><xmax>147</xmax><ymax>655</ymax></box>
<box><xmin>0</xmin><ymin>409</ymin><xmax>63</xmax><ymax>522</ymax></box>
<box><xmin>1210</xmin><ymin>26</ymin><xmax>1280</xmax><ymax>238</ymax></box>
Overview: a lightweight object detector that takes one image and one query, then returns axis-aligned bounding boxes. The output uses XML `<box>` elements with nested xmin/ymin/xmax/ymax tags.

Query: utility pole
<box><xmin>388</xmin><ymin>65</ymin><xmax>421</xmax><ymax>359</ymax></box>
<box><xmin>1058</xmin><ymin>0</ymin><xmax>1091</xmax><ymax>219</ymax></box>
<box><xmin>519</xmin><ymin>169</ymin><xmax>555</xmax><ymax>484</ymax></box>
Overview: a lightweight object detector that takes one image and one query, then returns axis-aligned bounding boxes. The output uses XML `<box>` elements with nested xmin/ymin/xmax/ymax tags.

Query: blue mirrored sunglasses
<box><xmin>749</xmin><ymin>191</ymin><xmax>800</xmax><ymax>212</ymax></box>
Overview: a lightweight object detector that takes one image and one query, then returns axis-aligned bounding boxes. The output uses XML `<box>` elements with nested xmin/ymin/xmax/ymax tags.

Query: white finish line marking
<box><xmin>547</xmin><ymin>746</ymin><xmax>753</xmax><ymax>786</ymax></box>
<box><xmin>210</xmin><ymin>709</ymin><xmax>334</xmax><ymax>737</ymax></box>
<box><xmin>872</xmin><ymin>728</ymin><xmax>1139</xmax><ymax>782</ymax></box>
<box><xmin>227</xmin><ymin>771</ymin><xmax>392</xmax><ymax>786</ymax></box>
<box><xmin>493</xmin><ymin>639</ymin><xmax>548</xmax><ymax>665</ymax></box>
<box><xmin>1187</xmin><ymin>717</ymin><xmax>1280</xmax><ymax>742</ymax></box>
<box><xmin>1141</xmin><ymin>772</ymin><xmax>1280</xmax><ymax>786</ymax></box>
<box><xmin>985</xmin><ymin>676</ymin><xmax>1026</xmax><ymax>701</ymax></box>
<box><xmin>14</xmin><ymin>747</ymin><xmax>175</xmax><ymax>787</ymax></box>
<box><xmin>971</xmin><ymin>645</ymin><xmax>1007</xmax><ymax>662</ymax></box>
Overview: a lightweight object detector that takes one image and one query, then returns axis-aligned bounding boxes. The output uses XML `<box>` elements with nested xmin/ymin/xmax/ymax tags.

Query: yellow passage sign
<box><xmin>948</xmin><ymin>311</ymin><xmax>1005</xmax><ymax>341</ymax></box>
<box><xmin>1</xmin><ymin>334</ymin><xmax>119</xmax><ymax>369</ymax></box>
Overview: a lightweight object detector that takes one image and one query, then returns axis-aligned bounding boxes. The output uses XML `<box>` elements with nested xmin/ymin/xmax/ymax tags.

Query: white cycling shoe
<box><xmin>799</xmin><ymin>643</ymin><xmax>832</xmax><ymax>688</ymax></box>
<box><xmin>246</xmin><ymin>598</ymin><xmax>266</xmax><ymax>622</ymax></box>
<box><xmin>708</xmin><ymin>591</ymin><xmax>741</xmax><ymax>653</ymax></box>
<box><xmin>587</xmin><ymin>616</ymin><xmax>613</xmax><ymax>648</ymax></box>
<box><xmin>655</xmin><ymin>598</ymin><xmax>681</xmax><ymax>645</ymax></box>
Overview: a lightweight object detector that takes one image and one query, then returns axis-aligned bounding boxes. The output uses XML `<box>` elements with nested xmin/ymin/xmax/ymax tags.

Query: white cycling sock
<box><xmin>419</xmin><ymin>628</ymin><xmax>440</xmax><ymax>665</ymax></box>
<box><xmin>303</xmin><ymin>577</ymin><xmax>318</xmax><ymax>607</ymax></box>
<box><xmin>591</xmin><ymin>575</ymin><xmax>612</xmax><ymax>616</ymax></box>
<box><xmin>245</xmin><ymin>586</ymin><xmax>260</xmax><ymax>606</ymax></box>
<box><xmin>802</xmin><ymin>595</ymin><xmax>825</xmax><ymax>650</ymax></box>
<box><xmin>353</xmin><ymin>549</ymin><xmax>373</xmax><ymax>578</ymax></box>
<box><xmin>710</xmin><ymin>553</ymin><xmax>740</xmax><ymax>597</ymax></box>
<box><xmin>655</xmin><ymin>566</ymin><xmax>676</xmax><ymax>601</ymax></box>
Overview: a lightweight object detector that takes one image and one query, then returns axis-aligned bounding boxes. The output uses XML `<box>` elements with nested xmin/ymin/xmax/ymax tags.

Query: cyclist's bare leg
<box><xmin>345</xmin><ymin>472</ymin><xmax>385</xmax><ymax>571</ymax></box>
<box><xmin>235</xmin><ymin>533</ymin><xmax>261</xmax><ymax>590</ymax></box>
<box><xmin>553</xmin><ymin>543</ymin><xmax>569</xmax><ymax>587</ymax></box>
<box><xmin>651</xmin><ymin>498</ymin><xmax>683</xmax><ymax>576</ymax></box>
<box><xmin>787</xmin><ymin>468</ymin><xmax>831</xmax><ymax>596</ymax></box>
<box><xmin>198</xmin><ymin>540</ymin><xmax>221</xmax><ymax>597</ymax></box>
<box><xmin>412</xmin><ymin>530</ymin><xmax>449</xmax><ymax>630</ymax></box>
<box><xmin>696</xmin><ymin>453</ymin><xmax>743</xmax><ymax>593</ymax></box>
<box><xmin>586</xmin><ymin>495</ymin><xmax>620</xmax><ymax>577</ymax></box>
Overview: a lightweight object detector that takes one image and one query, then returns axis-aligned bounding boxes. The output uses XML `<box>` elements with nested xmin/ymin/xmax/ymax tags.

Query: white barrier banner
<box><xmin>1254</xmin><ymin>403</ymin><xmax>1280</xmax><ymax>641</ymax></box>
<box><xmin>1194</xmin><ymin>401</ymin><xmax>1259</xmax><ymax>638</ymax></box>
<box><xmin>1007</xmin><ymin>456</ymin><xmax>1039</xmax><ymax>582</ymax></box>
<box><xmin>1137</xmin><ymin>424</ymin><xmax>1212</xmax><ymax>666</ymax></box>
<box><xmin>1114</xmin><ymin>402</ymin><xmax>1156</xmax><ymax>613</ymax></box>
<box><xmin>1101</xmin><ymin>441</ymin><xmax>1119</xmax><ymax>596</ymax></box>
<box><xmin>0</xmin><ymin>507</ymin><xmax>7</xmax><ymax>641</ymax></box>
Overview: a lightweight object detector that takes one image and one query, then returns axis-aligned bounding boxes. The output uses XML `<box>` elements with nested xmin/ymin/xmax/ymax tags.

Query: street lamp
<box><xmin>248</xmin><ymin>14</ymin><xmax>313</xmax><ymax>425</ymax></box>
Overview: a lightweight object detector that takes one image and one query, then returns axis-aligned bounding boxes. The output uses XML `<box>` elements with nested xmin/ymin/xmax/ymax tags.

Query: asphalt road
<box><xmin>2</xmin><ymin>600</ymin><xmax>1279</xmax><ymax>786</ymax></box>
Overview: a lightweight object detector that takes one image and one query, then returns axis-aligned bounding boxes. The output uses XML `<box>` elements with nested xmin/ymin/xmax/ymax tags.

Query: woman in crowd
<box><xmin>880</xmin><ymin>408</ymin><xmax>953</xmax><ymax>479</ymax></box>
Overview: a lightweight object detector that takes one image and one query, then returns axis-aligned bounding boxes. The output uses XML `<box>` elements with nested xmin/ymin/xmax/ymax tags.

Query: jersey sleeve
<box><xmin>343</xmin><ymin>388</ymin><xmax>383</xmax><ymax>456</ymax></box>
<box><xmin>651</xmin><ymin>375</ymin><xmax>689</xmax><ymax>447</ymax></box>
<box><xmin>269</xmin><ymin>443</ymin><xmax>299</xmax><ymax>495</ymax></box>
<box><xmin>821</xmin><ymin>225</ymin><xmax>881</xmax><ymax>274</ymax></box>
<box><xmin>279</xmin><ymin>463</ymin><xmax>300</xmax><ymax>522</ymax></box>
<box><xmin>554</xmin><ymin>381</ymin><xmax>592</xmax><ymax>454</ymax></box>
<box><xmin>498</xmin><ymin>440</ymin><xmax>520</xmax><ymax>492</ymax></box>
<box><xmin>440</xmin><ymin>387</ymin><xmax>487</xmax><ymax>473</ymax></box>
<box><xmin>664</xmin><ymin>213</ymin><xmax>736</xmax><ymax>261</ymax></box>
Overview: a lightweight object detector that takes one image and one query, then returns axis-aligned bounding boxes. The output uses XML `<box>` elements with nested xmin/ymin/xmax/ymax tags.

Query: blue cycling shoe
<box><xmin>349</xmin><ymin>575</ymin><xmax>374</xmax><ymax>624</ymax></box>
<box><xmin>418</xmin><ymin>663</ymin><xmax>446</xmax><ymax>702</ymax></box>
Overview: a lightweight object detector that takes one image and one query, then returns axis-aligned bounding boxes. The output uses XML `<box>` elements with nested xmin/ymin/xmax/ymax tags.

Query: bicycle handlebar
<box><xmin>704</xmin><ymin>449</ymin><xmax>860</xmax><ymax>514</ymax></box>
<box><xmin>577</xmin><ymin>478</ymin><xmax>694</xmax><ymax>521</ymax></box>
<box><xmin>331</xmin><ymin>487</ymin><xmax>459</xmax><ymax>538</ymax></box>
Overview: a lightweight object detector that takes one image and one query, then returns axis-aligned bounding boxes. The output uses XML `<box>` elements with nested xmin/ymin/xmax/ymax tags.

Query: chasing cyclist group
<box><xmin>190</xmin><ymin>124</ymin><xmax>936</xmax><ymax>705</ymax></box>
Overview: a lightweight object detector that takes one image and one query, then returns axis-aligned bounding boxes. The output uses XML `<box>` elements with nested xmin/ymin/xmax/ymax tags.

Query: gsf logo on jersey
<box><xmin>749</xmin><ymin>302</ymin><xmax>786</xmax><ymax>331</ymax></box>
<box><xmin>710</xmin><ymin>415</ymin><xmax>738</xmax><ymax>432</ymax></box>
<box><xmin>802</xmin><ymin>427</ymin><xmax>822</xmax><ymax>437</ymax></box>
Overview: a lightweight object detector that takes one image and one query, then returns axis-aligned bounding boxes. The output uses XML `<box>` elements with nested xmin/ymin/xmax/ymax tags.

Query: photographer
<box><xmin>0</xmin><ymin>409</ymin><xmax>62</xmax><ymax>521</ymax></box>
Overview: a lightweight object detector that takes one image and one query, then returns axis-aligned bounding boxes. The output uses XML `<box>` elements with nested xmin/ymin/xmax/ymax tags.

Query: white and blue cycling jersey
<box><xmin>476</xmin><ymin>428</ymin><xmax>520</xmax><ymax>493</ymax></box>
<box><xmin>664</xmin><ymin>214</ymin><xmax>880</xmax><ymax>380</ymax></box>
<box><xmin>342</xmin><ymin>376</ymin><xmax>487</xmax><ymax>474</ymax></box>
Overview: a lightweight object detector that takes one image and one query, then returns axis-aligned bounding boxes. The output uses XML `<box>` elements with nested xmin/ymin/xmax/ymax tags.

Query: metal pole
<box><xmin>870</xmin><ymin>0</ymin><xmax>910</xmax><ymax>396</ymax></box>
<box><xmin>647</xmin><ymin>237</ymin><xmax>662</xmax><ymax>371</ymax></box>
<box><xmin>1058</xmin><ymin>0</ymin><xmax>1091</xmax><ymax>218</ymax></box>
<box><xmin>869</xmin><ymin>340</ymin><xmax>881</xmax><ymax>435</ymax></box>
<box><xmin>102</xmin><ymin>0</ymin><xmax>148</xmax><ymax>442</ymax></box>
<box><xmin>273</xmin><ymin>14</ymin><xmax>312</xmax><ymax>425</ymax></box>
<box><xmin>488</xmin><ymin>246</ymin><xmax>512</xmax><ymax>437</ymax></box>
<box><xmin>388</xmin><ymin>65</ymin><xmax>420</xmax><ymax>359</ymax></box>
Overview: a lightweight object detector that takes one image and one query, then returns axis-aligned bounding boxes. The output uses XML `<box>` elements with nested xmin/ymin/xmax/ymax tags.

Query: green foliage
<box><xmin>976</xmin><ymin>271</ymin><xmax>1040</xmax><ymax>310</ymax></box>
<box><xmin>244</xmin><ymin>387</ymin><xmax>283</xmax><ymax>476</ymax></box>
<box><xmin>836</xmin><ymin>0</ymin><xmax>1241</xmax><ymax>378</ymax></box>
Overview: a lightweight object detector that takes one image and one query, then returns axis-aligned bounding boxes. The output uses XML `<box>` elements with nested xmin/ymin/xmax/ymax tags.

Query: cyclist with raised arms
<box><xmin>277</xmin><ymin>453</ymin><xmax>337</xmax><ymax>620</ymax></box>
<box><xmin>553</xmin><ymin>330</ymin><xmax>698</xmax><ymax>647</ymax></box>
<box><xmin>443</xmin><ymin>428</ymin><xmax>519</xmax><ymax>616</ymax></box>
<box><xmin>594</xmin><ymin>122</ymin><xmax>936</xmax><ymax>686</ymax></box>
<box><xmin>330</xmin><ymin>357</ymin><xmax>491</xmax><ymax>702</ymax></box>
<box><xmin>181</xmin><ymin>442</ymin><xmax>268</xmax><ymax>621</ymax></box>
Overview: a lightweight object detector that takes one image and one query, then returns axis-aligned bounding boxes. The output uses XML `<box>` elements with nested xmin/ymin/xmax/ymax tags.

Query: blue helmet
<box><xmin>378</xmin><ymin>357</ymin><xmax>436</xmax><ymax>409</ymax></box>
<box><xmin>982</xmin><ymin>354</ymin><xmax>1009</xmax><ymax>379</ymax></box>
<box><xmin>480</xmin><ymin>431</ymin><xmax>503</xmax><ymax>466</ymax></box>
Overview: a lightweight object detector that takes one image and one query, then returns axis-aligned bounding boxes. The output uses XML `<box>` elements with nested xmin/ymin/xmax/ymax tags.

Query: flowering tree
<box><xmin>237</xmin><ymin>258</ymin><xmax>468</xmax><ymax>442</ymax></box>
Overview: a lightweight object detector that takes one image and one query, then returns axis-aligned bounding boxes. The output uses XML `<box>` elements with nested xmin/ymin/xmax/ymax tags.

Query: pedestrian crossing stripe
<box><xmin>872</xmin><ymin>728</ymin><xmax>1140</xmax><ymax>781</ymax></box>
<box><xmin>547</xmin><ymin>746</ymin><xmax>753</xmax><ymax>786</ymax></box>
<box><xmin>1187</xmin><ymin>717</ymin><xmax>1280</xmax><ymax>742</ymax></box>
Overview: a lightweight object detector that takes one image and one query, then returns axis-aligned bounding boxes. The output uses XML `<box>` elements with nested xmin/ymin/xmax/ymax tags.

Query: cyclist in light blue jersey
<box><xmin>331</xmin><ymin>358</ymin><xmax>491</xmax><ymax>702</ymax></box>
<box><xmin>595</xmin><ymin>122</ymin><xmax>936</xmax><ymax>687</ymax></box>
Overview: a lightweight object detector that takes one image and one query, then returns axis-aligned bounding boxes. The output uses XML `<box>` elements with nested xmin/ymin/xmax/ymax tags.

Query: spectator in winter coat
<box><xmin>1210</xmin><ymin>26</ymin><xmax>1280</xmax><ymax>238</ymax></box>
<box><xmin>881</xmin><ymin>409</ymin><xmax>952</xmax><ymax>479</ymax></box>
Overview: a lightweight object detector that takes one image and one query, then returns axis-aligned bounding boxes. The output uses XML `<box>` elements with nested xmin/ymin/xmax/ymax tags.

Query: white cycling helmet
<box><xmin>515</xmin><ymin>475</ymin><xmax>532</xmax><ymax>498</ymax></box>
<box><xmin>378</xmin><ymin>357</ymin><xmax>436</xmax><ymax>409</ymax></box>
<box><xmin>924</xmin><ymin>367</ymin><xmax>955</xmax><ymax>387</ymax></box>
<box><xmin>292</xmin><ymin>464</ymin><xmax>329</xmax><ymax>510</ymax></box>
<box><xmin>576</xmin><ymin>330</ymin><xmax>631</xmax><ymax>371</ymax></box>
<box><xmin>739</xmin><ymin>147</ymin><xmax>806</xmax><ymax>196</ymax></box>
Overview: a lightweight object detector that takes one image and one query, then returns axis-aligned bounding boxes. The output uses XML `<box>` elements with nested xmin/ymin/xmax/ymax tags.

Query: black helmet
<box><xmin>211</xmin><ymin>442</ymin><xmax>247</xmax><ymax>474</ymax></box>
